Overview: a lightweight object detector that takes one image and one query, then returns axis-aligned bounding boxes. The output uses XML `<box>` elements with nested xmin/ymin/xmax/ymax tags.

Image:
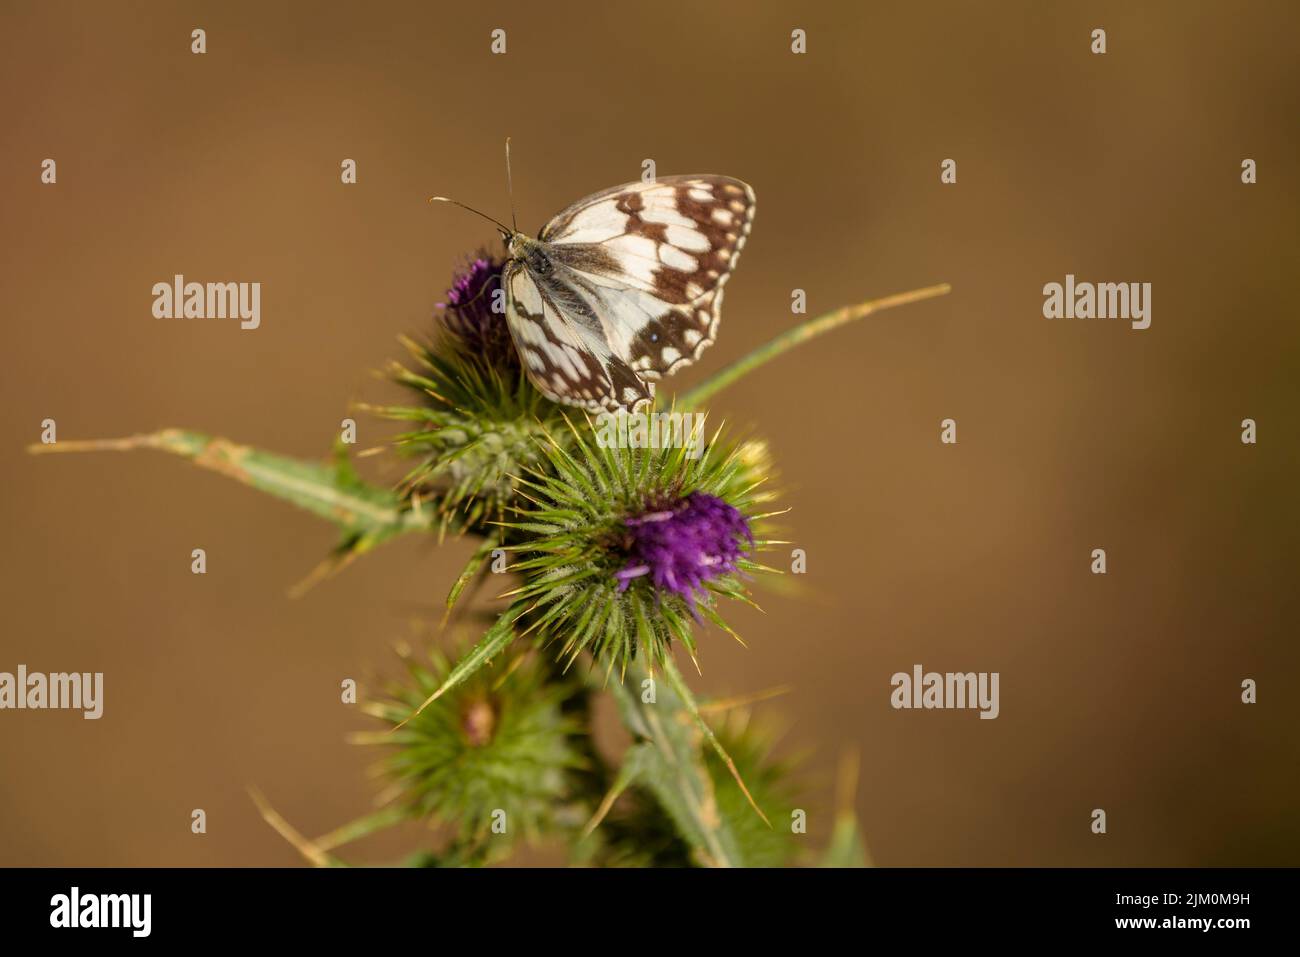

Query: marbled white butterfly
<box><xmin>435</xmin><ymin>161</ymin><xmax>755</xmax><ymax>413</ymax></box>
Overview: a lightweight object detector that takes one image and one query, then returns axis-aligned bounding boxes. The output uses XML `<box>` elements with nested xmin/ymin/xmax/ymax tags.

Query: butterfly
<box><xmin>436</xmin><ymin>172</ymin><xmax>756</xmax><ymax>412</ymax></box>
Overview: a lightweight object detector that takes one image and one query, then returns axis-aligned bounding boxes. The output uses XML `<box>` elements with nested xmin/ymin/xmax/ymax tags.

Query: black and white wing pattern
<box><xmin>504</xmin><ymin>258</ymin><xmax>655</xmax><ymax>412</ymax></box>
<box><xmin>503</xmin><ymin>175</ymin><xmax>755</xmax><ymax>412</ymax></box>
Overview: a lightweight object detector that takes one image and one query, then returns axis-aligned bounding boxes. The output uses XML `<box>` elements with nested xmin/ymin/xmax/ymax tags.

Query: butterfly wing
<box><xmin>539</xmin><ymin>175</ymin><xmax>755</xmax><ymax>381</ymax></box>
<box><xmin>503</xmin><ymin>259</ymin><xmax>655</xmax><ymax>413</ymax></box>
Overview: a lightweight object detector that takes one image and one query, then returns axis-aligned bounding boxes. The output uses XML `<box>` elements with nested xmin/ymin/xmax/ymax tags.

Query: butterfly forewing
<box><xmin>504</xmin><ymin>174</ymin><xmax>755</xmax><ymax>411</ymax></box>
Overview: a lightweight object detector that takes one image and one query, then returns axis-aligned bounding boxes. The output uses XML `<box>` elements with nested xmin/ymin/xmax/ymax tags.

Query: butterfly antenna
<box><xmin>428</xmin><ymin>196</ymin><xmax>513</xmax><ymax>239</ymax></box>
<box><xmin>505</xmin><ymin>137</ymin><xmax>518</xmax><ymax>233</ymax></box>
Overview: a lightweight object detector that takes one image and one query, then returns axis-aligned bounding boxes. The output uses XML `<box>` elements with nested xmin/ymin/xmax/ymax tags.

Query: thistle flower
<box><xmin>436</xmin><ymin>252</ymin><xmax>517</xmax><ymax>371</ymax></box>
<box><xmin>503</xmin><ymin>420</ymin><xmax>780</xmax><ymax>676</ymax></box>
<box><xmin>359</xmin><ymin>646</ymin><xmax>588</xmax><ymax>853</ymax></box>
<box><xmin>615</xmin><ymin>492</ymin><xmax>754</xmax><ymax>612</ymax></box>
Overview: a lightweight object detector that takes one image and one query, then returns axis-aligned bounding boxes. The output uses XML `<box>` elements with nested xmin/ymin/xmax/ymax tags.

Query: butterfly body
<box><xmin>500</xmin><ymin>175</ymin><xmax>756</xmax><ymax>413</ymax></box>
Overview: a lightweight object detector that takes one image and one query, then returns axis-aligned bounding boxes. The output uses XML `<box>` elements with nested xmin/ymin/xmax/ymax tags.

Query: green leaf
<box><xmin>660</xmin><ymin>655</ymin><xmax>771</xmax><ymax>829</ymax></box>
<box><xmin>445</xmin><ymin>533</ymin><xmax>500</xmax><ymax>613</ymax></box>
<box><xmin>391</xmin><ymin>603</ymin><xmax>526</xmax><ymax>730</ymax></box>
<box><xmin>678</xmin><ymin>282</ymin><xmax>951</xmax><ymax>408</ymax></box>
<box><xmin>821</xmin><ymin>752</ymin><xmax>871</xmax><ymax>867</ymax></box>
<box><xmin>821</xmin><ymin>812</ymin><xmax>871</xmax><ymax>868</ymax></box>
<box><xmin>28</xmin><ymin>428</ymin><xmax>426</xmax><ymax>541</ymax></box>
<box><xmin>311</xmin><ymin>805</ymin><xmax>409</xmax><ymax>853</ymax></box>
<box><xmin>599</xmin><ymin>665</ymin><xmax>747</xmax><ymax>868</ymax></box>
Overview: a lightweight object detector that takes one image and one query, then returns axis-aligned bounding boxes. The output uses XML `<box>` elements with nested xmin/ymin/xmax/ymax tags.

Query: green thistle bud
<box><xmin>358</xmin><ymin>645</ymin><xmax>588</xmax><ymax>854</ymax></box>
<box><xmin>366</xmin><ymin>254</ymin><xmax>568</xmax><ymax>532</ymax></box>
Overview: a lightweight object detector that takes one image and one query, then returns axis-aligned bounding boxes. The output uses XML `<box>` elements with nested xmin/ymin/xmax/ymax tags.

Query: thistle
<box><xmin>435</xmin><ymin>251</ymin><xmax>517</xmax><ymax>371</ymax></box>
<box><xmin>356</xmin><ymin>645</ymin><xmax>588</xmax><ymax>857</ymax></box>
<box><xmin>32</xmin><ymin>233</ymin><xmax>949</xmax><ymax>867</ymax></box>
<box><xmin>616</xmin><ymin>491</ymin><xmax>755</xmax><ymax>610</ymax></box>
<box><xmin>592</xmin><ymin>711</ymin><xmax>800</xmax><ymax>867</ymax></box>
<box><xmin>366</xmin><ymin>255</ymin><xmax>565</xmax><ymax>532</ymax></box>
<box><xmin>502</xmin><ymin>421</ymin><xmax>777</xmax><ymax>678</ymax></box>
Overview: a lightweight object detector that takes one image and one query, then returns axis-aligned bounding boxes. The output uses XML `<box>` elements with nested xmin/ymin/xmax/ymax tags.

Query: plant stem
<box><xmin>679</xmin><ymin>282</ymin><xmax>951</xmax><ymax>408</ymax></box>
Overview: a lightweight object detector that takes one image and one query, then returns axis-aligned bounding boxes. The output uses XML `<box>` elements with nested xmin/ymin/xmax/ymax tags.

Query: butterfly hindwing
<box><xmin>503</xmin><ymin>261</ymin><xmax>654</xmax><ymax>413</ymax></box>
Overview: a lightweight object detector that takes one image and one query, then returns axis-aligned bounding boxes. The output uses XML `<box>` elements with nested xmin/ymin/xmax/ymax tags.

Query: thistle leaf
<box><xmin>821</xmin><ymin>751</ymin><xmax>872</xmax><ymax>867</ymax></box>
<box><xmin>445</xmin><ymin>533</ymin><xmax>500</xmax><ymax>614</ymax></box>
<box><xmin>602</xmin><ymin>666</ymin><xmax>746</xmax><ymax>868</ymax></box>
<box><xmin>660</xmin><ymin>655</ymin><xmax>771</xmax><ymax>828</ymax></box>
<box><xmin>390</xmin><ymin>603</ymin><xmax>526</xmax><ymax>730</ymax></box>
<box><xmin>678</xmin><ymin>282</ymin><xmax>951</xmax><ymax>408</ymax></box>
<box><xmin>821</xmin><ymin>812</ymin><xmax>871</xmax><ymax>868</ymax></box>
<box><xmin>310</xmin><ymin>805</ymin><xmax>409</xmax><ymax>853</ymax></box>
<box><xmin>28</xmin><ymin>429</ymin><xmax>425</xmax><ymax>541</ymax></box>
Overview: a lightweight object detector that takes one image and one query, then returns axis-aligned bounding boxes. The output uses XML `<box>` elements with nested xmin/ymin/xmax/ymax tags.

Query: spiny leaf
<box><xmin>821</xmin><ymin>812</ymin><xmax>871</xmax><ymax>868</ymax></box>
<box><xmin>821</xmin><ymin>751</ymin><xmax>872</xmax><ymax>867</ymax></box>
<box><xmin>678</xmin><ymin>282</ymin><xmax>952</xmax><ymax>408</ymax></box>
<box><xmin>390</xmin><ymin>603</ymin><xmax>526</xmax><ymax>730</ymax></box>
<box><xmin>445</xmin><ymin>533</ymin><xmax>500</xmax><ymax>614</ymax></box>
<box><xmin>602</xmin><ymin>668</ymin><xmax>745</xmax><ymax>868</ymax></box>
<box><xmin>311</xmin><ymin>805</ymin><xmax>409</xmax><ymax>853</ymax></box>
<box><xmin>28</xmin><ymin>429</ymin><xmax>425</xmax><ymax>540</ymax></box>
<box><xmin>660</xmin><ymin>655</ymin><xmax>771</xmax><ymax>828</ymax></box>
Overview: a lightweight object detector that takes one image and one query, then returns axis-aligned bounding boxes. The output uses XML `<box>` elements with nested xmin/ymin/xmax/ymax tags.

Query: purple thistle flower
<box><xmin>615</xmin><ymin>492</ymin><xmax>753</xmax><ymax>611</ymax></box>
<box><xmin>436</xmin><ymin>252</ymin><xmax>516</xmax><ymax>368</ymax></box>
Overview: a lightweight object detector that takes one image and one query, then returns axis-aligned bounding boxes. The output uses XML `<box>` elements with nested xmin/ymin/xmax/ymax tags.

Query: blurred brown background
<box><xmin>2</xmin><ymin>0</ymin><xmax>1297</xmax><ymax>866</ymax></box>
